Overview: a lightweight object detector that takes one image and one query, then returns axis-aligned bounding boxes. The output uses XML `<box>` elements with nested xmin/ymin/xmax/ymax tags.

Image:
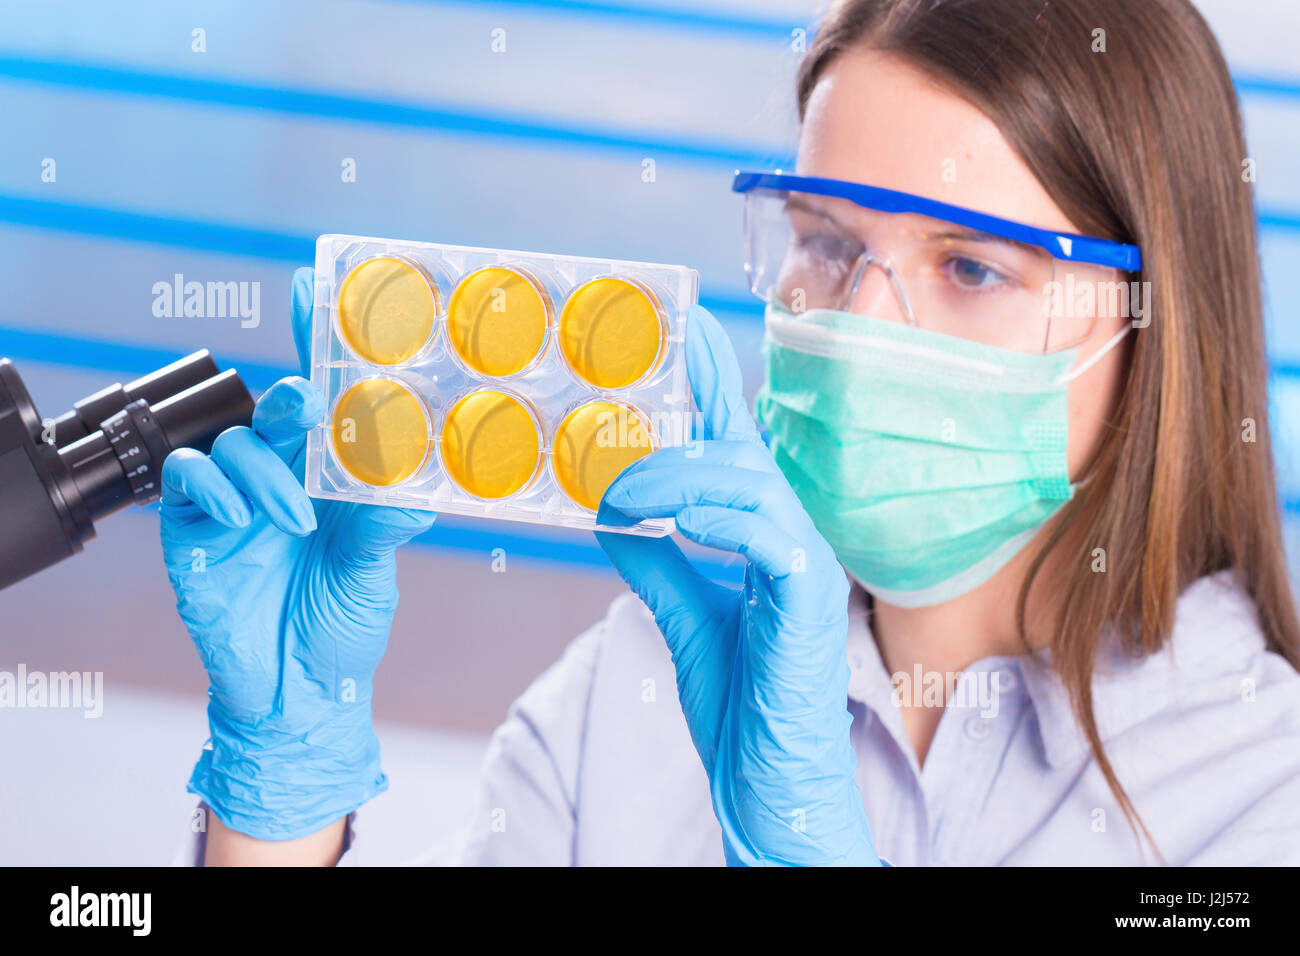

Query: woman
<box><xmin>166</xmin><ymin>0</ymin><xmax>1300</xmax><ymax>865</ymax></box>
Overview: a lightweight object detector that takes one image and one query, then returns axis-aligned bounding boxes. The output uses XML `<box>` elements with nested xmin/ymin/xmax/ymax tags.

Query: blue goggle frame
<box><xmin>732</xmin><ymin>170</ymin><xmax>1143</xmax><ymax>273</ymax></box>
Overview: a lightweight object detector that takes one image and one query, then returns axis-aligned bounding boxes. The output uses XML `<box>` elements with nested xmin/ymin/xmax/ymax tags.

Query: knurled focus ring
<box><xmin>101</xmin><ymin>399</ymin><xmax>172</xmax><ymax>505</ymax></box>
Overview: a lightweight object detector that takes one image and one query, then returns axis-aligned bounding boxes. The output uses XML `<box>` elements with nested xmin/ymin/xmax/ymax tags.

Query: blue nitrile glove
<box><xmin>159</xmin><ymin>267</ymin><xmax>435</xmax><ymax>841</ymax></box>
<box><xmin>596</xmin><ymin>305</ymin><xmax>881</xmax><ymax>867</ymax></box>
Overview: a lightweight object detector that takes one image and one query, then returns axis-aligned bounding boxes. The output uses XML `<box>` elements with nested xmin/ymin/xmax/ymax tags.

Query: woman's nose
<box><xmin>846</xmin><ymin>258</ymin><xmax>913</xmax><ymax>325</ymax></box>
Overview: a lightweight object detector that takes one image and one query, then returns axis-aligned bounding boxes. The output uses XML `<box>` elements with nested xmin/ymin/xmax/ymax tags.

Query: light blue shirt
<box><xmin>180</xmin><ymin>569</ymin><xmax>1300</xmax><ymax>865</ymax></box>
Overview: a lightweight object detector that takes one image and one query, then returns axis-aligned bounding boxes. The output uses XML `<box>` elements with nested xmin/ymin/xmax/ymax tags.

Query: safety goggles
<box><xmin>733</xmin><ymin>171</ymin><xmax>1143</xmax><ymax>355</ymax></box>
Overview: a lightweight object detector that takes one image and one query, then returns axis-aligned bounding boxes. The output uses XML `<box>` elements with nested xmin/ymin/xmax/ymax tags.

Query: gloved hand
<box><xmin>596</xmin><ymin>305</ymin><xmax>881</xmax><ymax>867</ymax></box>
<box><xmin>160</xmin><ymin>267</ymin><xmax>435</xmax><ymax>841</ymax></box>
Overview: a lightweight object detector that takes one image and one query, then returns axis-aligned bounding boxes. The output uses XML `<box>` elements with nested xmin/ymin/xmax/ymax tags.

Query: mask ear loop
<box><xmin>1055</xmin><ymin>323</ymin><xmax>1133</xmax><ymax>385</ymax></box>
<box><xmin>846</xmin><ymin>253</ymin><xmax>917</xmax><ymax>326</ymax></box>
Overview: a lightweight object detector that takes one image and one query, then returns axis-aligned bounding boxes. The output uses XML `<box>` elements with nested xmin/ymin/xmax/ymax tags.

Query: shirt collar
<box><xmin>844</xmin><ymin>570</ymin><xmax>1266</xmax><ymax>769</ymax></box>
<box><xmin>844</xmin><ymin>586</ymin><xmax>899</xmax><ymax>709</ymax></box>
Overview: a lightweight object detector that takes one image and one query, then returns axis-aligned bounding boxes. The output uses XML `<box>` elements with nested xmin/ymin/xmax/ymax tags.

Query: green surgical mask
<box><xmin>755</xmin><ymin>304</ymin><xmax>1129</xmax><ymax>608</ymax></box>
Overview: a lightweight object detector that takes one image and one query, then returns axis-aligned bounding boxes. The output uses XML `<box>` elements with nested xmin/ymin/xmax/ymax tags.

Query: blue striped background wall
<box><xmin>1</xmin><ymin>0</ymin><xmax>1297</xmax><ymax>575</ymax></box>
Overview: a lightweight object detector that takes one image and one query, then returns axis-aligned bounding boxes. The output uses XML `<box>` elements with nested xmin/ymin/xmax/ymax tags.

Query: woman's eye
<box><xmin>796</xmin><ymin>232</ymin><xmax>860</xmax><ymax>264</ymax></box>
<box><xmin>943</xmin><ymin>255</ymin><xmax>1009</xmax><ymax>290</ymax></box>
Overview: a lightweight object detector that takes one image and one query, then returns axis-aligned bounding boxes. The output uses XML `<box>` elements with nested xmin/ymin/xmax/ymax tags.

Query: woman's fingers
<box><xmin>601</xmin><ymin>443</ymin><xmax>833</xmax><ymax>579</ymax></box>
<box><xmin>209</xmin><ymin>426</ymin><xmax>317</xmax><ymax>536</ymax></box>
<box><xmin>251</xmin><ymin>376</ymin><xmax>325</xmax><ymax>466</ymax></box>
<box><xmin>161</xmin><ymin>422</ymin><xmax>319</xmax><ymax>536</ymax></box>
<box><xmin>675</xmin><ymin>505</ymin><xmax>804</xmax><ymax>579</ymax></box>
<box><xmin>336</xmin><ymin>504</ymin><xmax>436</xmax><ymax>564</ymax></box>
<box><xmin>594</xmin><ymin>523</ymin><xmax>712</xmax><ymax>608</ymax></box>
<box><xmin>596</xmin><ymin>442</ymin><xmax>777</xmax><ymax>527</ymax></box>
<box><xmin>686</xmin><ymin>304</ymin><xmax>764</xmax><ymax>445</ymax></box>
<box><xmin>602</xmin><ymin>463</ymin><xmax>788</xmax><ymax>522</ymax></box>
<box><xmin>594</xmin><ymin>528</ymin><xmax>729</xmax><ymax>650</ymax></box>
<box><xmin>325</xmin><ymin>505</ymin><xmax>437</xmax><ymax>603</ymax></box>
<box><xmin>160</xmin><ymin>448</ymin><xmax>252</xmax><ymax>528</ymax></box>
<box><xmin>678</xmin><ymin>504</ymin><xmax>846</xmax><ymax>625</ymax></box>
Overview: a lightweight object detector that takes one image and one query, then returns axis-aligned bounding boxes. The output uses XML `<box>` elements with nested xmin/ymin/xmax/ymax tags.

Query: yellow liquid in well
<box><xmin>337</xmin><ymin>257</ymin><xmax>438</xmax><ymax>366</ymax></box>
<box><xmin>331</xmin><ymin>379</ymin><xmax>431</xmax><ymax>486</ymax></box>
<box><xmin>440</xmin><ymin>390</ymin><xmax>542</xmax><ymax>499</ymax></box>
<box><xmin>552</xmin><ymin>401</ymin><xmax>655</xmax><ymax>512</ymax></box>
<box><xmin>446</xmin><ymin>266</ymin><xmax>550</xmax><ymax>377</ymax></box>
<box><xmin>559</xmin><ymin>277</ymin><xmax>665</xmax><ymax>389</ymax></box>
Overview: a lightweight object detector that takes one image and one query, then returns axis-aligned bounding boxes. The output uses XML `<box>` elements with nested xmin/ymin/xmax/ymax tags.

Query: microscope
<box><xmin>0</xmin><ymin>351</ymin><xmax>255</xmax><ymax>590</ymax></box>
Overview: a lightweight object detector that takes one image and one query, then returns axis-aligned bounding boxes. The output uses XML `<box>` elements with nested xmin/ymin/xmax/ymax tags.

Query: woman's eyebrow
<box><xmin>787</xmin><ymin>199</ymin><xmax>1039</xmax><ymax>252</ymax></box>
<box><xmin>785</xmin><ymin>197</ymin><xmax>1048</xmax><ymax>259</ymax></box>
<box><xmin>927</xmin><ymin>226</ymin><xmax>1046</xmax><ymax>257</ymax></box>
<box><xmin>928</xmin><ymin>226</ymin><xmax>1006</xmax><ymax>244</ymax></box>
<box><xmin>784</xmin><ymin>194</ymin><xmax>853</xmax><ymax>230</ymax></box>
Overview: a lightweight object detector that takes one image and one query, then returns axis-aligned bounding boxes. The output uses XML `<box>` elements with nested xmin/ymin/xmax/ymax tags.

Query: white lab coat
<box><xmin>178</xmin><ymin>569</ymin><xmax>1300</xmax><ymax>865</ymax></box>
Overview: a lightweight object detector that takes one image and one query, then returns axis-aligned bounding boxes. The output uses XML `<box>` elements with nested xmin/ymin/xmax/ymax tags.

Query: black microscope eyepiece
<box><xmin>0</xmin><ymin>351</ymin><xmax>255</xmax><ymax>590</ymax></box>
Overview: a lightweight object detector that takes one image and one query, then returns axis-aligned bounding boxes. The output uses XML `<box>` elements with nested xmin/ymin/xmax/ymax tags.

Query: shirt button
<box><xmin>964</xmin><ymin>715</ymin><xmax>992</xmax><ymax>741</ymax></box>
<box><xmin>996</xmin><ymin>668</ymin><xmax>1018</xmax><ymax>693</ymax></box>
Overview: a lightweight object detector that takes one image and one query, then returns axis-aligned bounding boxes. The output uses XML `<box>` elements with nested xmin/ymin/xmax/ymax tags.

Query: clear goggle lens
<box><xmin>743</xmin><ymin>187</ymin><xmax>1130</xmax><ymax>354</ymax></box>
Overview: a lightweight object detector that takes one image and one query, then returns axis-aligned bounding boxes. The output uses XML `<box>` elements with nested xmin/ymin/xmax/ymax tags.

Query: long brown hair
<box><xmin>797</xmin><ymin>0</ymin><xmax>1300</xmax><ymax>855</ymax></box>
